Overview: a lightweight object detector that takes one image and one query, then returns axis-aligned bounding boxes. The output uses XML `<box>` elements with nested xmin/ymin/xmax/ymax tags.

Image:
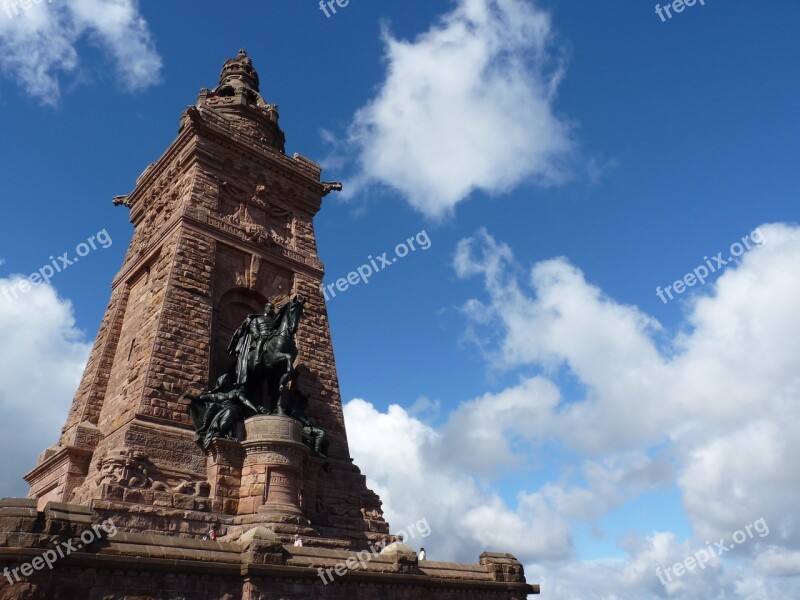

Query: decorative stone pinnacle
<box><xmin>219</xmin><ymin>48</ymin><xmax>260</xmax><ymax>92</ymax></box>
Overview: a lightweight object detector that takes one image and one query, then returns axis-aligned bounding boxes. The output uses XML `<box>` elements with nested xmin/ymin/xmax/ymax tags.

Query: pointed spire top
<box><xmin>218</xmin><ymin>48</ymin><xmax>260</xmax><ymax>92</ymax></box>
<box><xmin>196</xmin><ymin>50</ymin><xmax>286</xmax><ymax>153</ymax></box>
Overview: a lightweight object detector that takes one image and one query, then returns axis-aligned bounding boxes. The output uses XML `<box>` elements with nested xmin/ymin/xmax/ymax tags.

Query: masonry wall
<box><xmin>25</xmin><ymin>107</ymin><xmax>391</xmax><ymax>544</ymax></box>
<box><xmin>0</xmin><ymin>499</ymin><xmax>536</xmax><ymax>600</ymax></box>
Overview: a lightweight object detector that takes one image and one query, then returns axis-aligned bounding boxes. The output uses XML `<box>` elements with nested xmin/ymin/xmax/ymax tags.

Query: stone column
<box><xmin>207</xmin><ymin>438</ymin><xmax>244</xmax><ymax>515</ymax></box>
<box><xmin>238</xmin><ymin>416</ymin><xmax>309</xmax><ymax>522</ymax></box>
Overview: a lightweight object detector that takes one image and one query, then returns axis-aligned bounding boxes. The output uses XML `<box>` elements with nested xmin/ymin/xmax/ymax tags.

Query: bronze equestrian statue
<box><xmin>226</xmin><ymin>295</ymin><xmax>306</xmax><ymax>414</ymax></box>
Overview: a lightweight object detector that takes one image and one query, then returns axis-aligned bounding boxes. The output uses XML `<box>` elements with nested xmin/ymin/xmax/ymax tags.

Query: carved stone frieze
<box><xmin>95</xmin><ymin>450</ymin><xmax>209</xmax><ymax>497</ymax></box>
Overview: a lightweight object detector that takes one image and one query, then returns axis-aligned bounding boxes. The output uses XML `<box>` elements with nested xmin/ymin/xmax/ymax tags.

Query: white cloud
<box><xmin>344</xmin><ymin>223</ymin><xmax>800</xmax><ymax>597</ymax></box>
<box><xmin>439</xmin><ymin>376</ymin><xmax>560</xmax><ymax>475</ymax></box>
<box><xmin>339</xmin><ymin>0</ymin><xmax>574</xmax><ymax>218</ymax></box>
<box><xmin>0</xmin><ymin>277</ymin><xmax>91</xmax><ymax>496</ymax></box>
<box><xmin>0</xmin><ymin>0</ymin><xmax>161</xmax><ymax>105</ymax></box>
<box><xmin>527</xmin><ymin>531</ymin><xmax>736</xmax><ymax>599</ymax></box>
<box><xmin>344</xmin><ymin>396</ymin><xmax>572</xmax><ymax>564</ymax></box>
<box><xmin>754</xmin><ymin>548</ymin><xmax>800</xmax><ymax>576</ymax></box>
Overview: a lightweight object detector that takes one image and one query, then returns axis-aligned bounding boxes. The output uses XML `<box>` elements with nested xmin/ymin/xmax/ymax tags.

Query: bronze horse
<box><xmin>231</xmin><ymin>295</ymin><xmax>306</xmax><ymax>415</ymax></box>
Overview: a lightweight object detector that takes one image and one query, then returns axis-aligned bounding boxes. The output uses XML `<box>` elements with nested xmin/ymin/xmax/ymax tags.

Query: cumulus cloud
<box><xmin>345</xmin><ymin>223</ymin><xmax>800</xmax><ymax>598</ymax></box>
<box><xmin>524</xmin><ymin>529</ymin><xmax>800</xmax><ymax>600</ymax></box>
<box><xmin>339</xmin><ymin>0</ymin><xmax>574</xmax><ymax>218</ymax></box>
<box><xmin>0</xmin><ymin>0</ymin><xmax>161</xmax><ymax>105</ymax></box>
<box><xmin>344</xmin><ymin>396</ymin><xmax>573</xmax><ymax>564</ymax></box>
<box><xmin>0</xmin><ymin>277</ymin><xmax>91</xmax><ymax>496</ymax></box>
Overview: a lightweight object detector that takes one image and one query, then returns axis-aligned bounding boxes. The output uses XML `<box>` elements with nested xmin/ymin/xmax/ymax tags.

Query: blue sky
<box><xmin>1</xmin><ymin>1</ymin><xmax>799</xmax><ymax>598</ymax></box>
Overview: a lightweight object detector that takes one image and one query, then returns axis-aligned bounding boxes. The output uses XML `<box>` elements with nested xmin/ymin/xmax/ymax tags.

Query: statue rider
<box><xmin>226</xmin><ymin>301</ymin><xmax>279</xmax><ymax>389</ymax></box>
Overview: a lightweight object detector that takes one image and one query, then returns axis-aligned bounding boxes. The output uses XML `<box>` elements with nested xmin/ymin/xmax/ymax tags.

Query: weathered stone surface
<box><xmin>237</xmin><ymin>525</ymin><xmax>277</xmax><ymax>548</ymax></box>
<box><xmin>0</xmin><ymin>500</ymin><xmax>538</xmax><ymax>598</ymax></box>
<box><xmin>380</xmin><ymin>541</ymin><xmax>417</xmax><ymax>558</ymax></box>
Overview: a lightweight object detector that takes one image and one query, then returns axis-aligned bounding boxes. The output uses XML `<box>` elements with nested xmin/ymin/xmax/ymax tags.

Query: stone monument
<box><xmin>0</xmin><ymin>50</ymin><xmax>538</xmax><ymax>599</ymax></box>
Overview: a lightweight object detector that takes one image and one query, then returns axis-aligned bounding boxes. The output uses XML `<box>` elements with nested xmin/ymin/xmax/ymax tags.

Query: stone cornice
<box><xmin>23</xmin><ymin>446</ymin><xmax>92</xmax><ymax>487</ymax></box>
<box><xmin>124</xmin><ymin>126</ymin><xmax>196</xmax><ymax>223</ymax></box>
<box><xmin>121</xmin><ymin>107</ymin><xmax>332</xmax><ymax>227</ymax></box>
<box><xmin>111</xmin><ymin>205</ymin><xmax>324</xmax><ymax>290</ymax></box>
<box><xmin>192</xmin><ymin>106</ymin><xmax>329</xmax><ymax>202</ymax></box>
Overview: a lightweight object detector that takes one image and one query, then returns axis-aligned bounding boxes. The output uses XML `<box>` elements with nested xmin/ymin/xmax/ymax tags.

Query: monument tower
<box><xmin>1</xmin><ymin>51</ymin><xmax>537</xmax><ymax>598</ymax></box>
<box><xmin>23</xmin><ymin>48</ymin><xmax>387</xmax><ymax>548</ymax></box>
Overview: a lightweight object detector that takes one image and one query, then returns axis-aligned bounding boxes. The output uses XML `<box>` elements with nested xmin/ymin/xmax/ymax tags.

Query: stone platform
<box><xmin>0</xmin><ymin>498</ymin><xmax>538</xmax><ymax>599</ymax></box>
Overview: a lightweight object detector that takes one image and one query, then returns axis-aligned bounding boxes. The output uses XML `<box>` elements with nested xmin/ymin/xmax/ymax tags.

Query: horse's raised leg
<box><xmin>272</xmin><ymin>353</ymin><xmax>295</xmax><ymax>416</ymax></box>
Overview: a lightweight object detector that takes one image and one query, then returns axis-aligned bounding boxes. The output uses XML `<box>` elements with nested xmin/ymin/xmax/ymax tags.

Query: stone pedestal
<box><xmin>238</xmin><ymin>416</ymin><xmax>309</xmax><ymax>521</ymax></box>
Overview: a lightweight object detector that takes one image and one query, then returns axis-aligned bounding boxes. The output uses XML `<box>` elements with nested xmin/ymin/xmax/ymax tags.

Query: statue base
<box><xmin>237</xmin><ymin>415</ymin><xmax>309</xmax><ymax>517</ymax></box>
